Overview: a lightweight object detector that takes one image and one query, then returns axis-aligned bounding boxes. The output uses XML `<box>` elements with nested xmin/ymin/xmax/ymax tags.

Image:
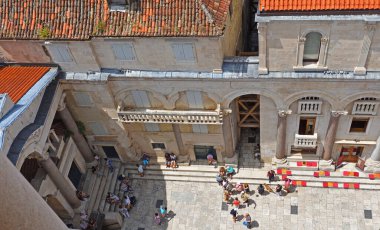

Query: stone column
<box><xmin>57</xmin><ymin>102</ymin><xmax>94</xmax><ymax>163</ymax></box>
<box><xmin>365</xmin><ymin>136</ymin><xmax>380</xmax><ymax>172</ymax></box>
<box><xmin>0</xmin><ymin>154</ymin><xmax>68</xmax><ymax>230</ymax></box>
<box><xmin>354</xmin><ymin>23</ymin><xmax>376</xmax><ymax>75</ymax></box>
<box><xmin>296</xmin><ymin>37</ymin><xmax>306</xmax><ymax>67</ymax></box>
<box><xmin>275</xmin><ymin>110</ymin><xmax>291</xmax><ymax>164</ymax></box>
<box><xmin>172</xmin><ymin>124</ymin><xmax>185</xmax><ymax>155</ymax></box>
<box><xmin>39</xmin><ymin>155</ymin><xmax>81</xmax><ymax>209</ymax></box>
<box><xmin>322</xmin><ymin>111</ymin><xmax>346</xmax><ymax>162</ymax></box>
<box><xmin>318</xmin><ymin>36</ymin><xmax>329</xmax><ymax>67</ymax></box>
<box><xmin>370</xmin><ymin>136</ymin><xmax>380</xmax><ymax>161</ymax></box>
<box><xmin>222</xmin><ymin>112</ymin><xmax>234</xmax><ymax>158</ymax></box>
<box><xmin>258</xmin><ymin>23</ymin><xmax>268</xmax><ymax>74</ymax></box>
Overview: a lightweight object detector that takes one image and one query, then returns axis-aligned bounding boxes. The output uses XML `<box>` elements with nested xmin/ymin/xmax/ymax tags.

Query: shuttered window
<box><xmin>186</xmin><ymin>91</ymin><xmax>203</xmax><ymax>109</ymax></box>
<box><xmin>88</xmin><ymin>122</ymin><xmax>107</xmax><ymax>135</ymax></box>
<box><xmin>73</xmin><ymin>92</ymin><xmax>93</xmax><ymax>107</ymax></box>
<box><xmin>171</xmin><ymin>43</ymin><xmax>196</xmax><ymax>61</ymax></box>
<box><xmin>48</xmin><ymin>44</ymin><xmax>74</xmax><ymax>63</ymax></box>
<box><xmin>303</xmin><ymin>32</ymin><xmax>322</xmax><ymax>63</ymax></box>
<box><xmin>145</xmin><ymin>123</ymin><xmax>160</xmax><ymax>132</ymax></box>
<box><xmin>192</xmin><ymin>124</ymin><xmax>208</xmax><ymax>134</ymax></box>
<box><xmin>112</xmin><ymin>43</ymin><xmax>136</xmax><ymax>61</ymax></box>
<box><xmin>132</xmin><ymin>90</ymin><xmax>150</xmax><ymax>108</ymax></box>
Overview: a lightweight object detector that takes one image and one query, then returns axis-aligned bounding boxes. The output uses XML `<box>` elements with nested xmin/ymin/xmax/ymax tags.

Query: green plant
<box><xmin>76</xmin><ymin>121</ymin><xmax>86</xmax><ymax>135</ymax></box>
<box><xmin>64</xmin><ymin>129</ymin><xmax>73</xmax><ymax>141</ymax></box>
<box><xmin>39</xmin><ymin>26</ymin><xmax>50</xmax><ymax>39</ymax></box>
<box><xmin>96</xmin><ymin>21</ymin><xmax>106</xmax><ymax>33</ymax></box>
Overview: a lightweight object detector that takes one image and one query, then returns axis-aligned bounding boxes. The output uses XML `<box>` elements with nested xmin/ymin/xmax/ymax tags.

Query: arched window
<box><xmin>303</xmin><ymin>32</ymin><xmax>322</xmax><ymax>64</ymax></box>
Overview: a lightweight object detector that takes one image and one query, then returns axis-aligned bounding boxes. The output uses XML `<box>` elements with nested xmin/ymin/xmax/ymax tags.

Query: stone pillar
<box><xmin>57</xmin><ymin>102</ymin><xmax>94</xmax><ymax>163</ymax></box>
<box><xmin>365</xmin><ymin>136</ymin><xmax>380</xmax><ymax>172</ymax></box>
<box><xmin>295</xmin><ymin>37</ymin><xmax>306</xmax><ymax>67</ymax></box>
<box><xmin>39</xmin><ymin>155</ymin><xmax>81</xmax><ymax>209</ymax></box>
<box><xmin>318</xmin><ymin>36</ymin><xmax>329</xmax><ymax>67</ymax></box>
<box><xmin>172</xmin><ymin>124</ymin><xmax>185</xmax><ymax>155</ymax></box>
<box><xmin>370</xmin><ymin>136</ymin><xmax>380</xmax><ymax>162</ymax></box>
<box><xmin>0</xmin><ymin>154</ymin><xmax>68</xmax><ymax>230</ymax></box>
<box><xmin>322</xmin><ymin>111</ymin><xmax>346</xmax><ymax>162</ymax></box>
<box><xmin>354</xmin><ymin>23</ymin><xmax>376</xmax><ymax>75</ymax></box>
<box><xmin>275</xmin><ymin>110</ymin><xmax>291</xmax><ymax>164</ymax></box>
<box><xmin>222</xmin><ymin>112</ymin><xmax>234</xmax><ymax>158</ymax></box>
<box><xmin>258</xmin><ymin>23</ymin><xmax>268</xmax><ymax>74</ymax></box>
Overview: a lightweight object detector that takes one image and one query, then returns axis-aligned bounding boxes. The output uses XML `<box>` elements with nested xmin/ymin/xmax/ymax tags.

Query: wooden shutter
<box><xmin>88</xmin><ymin>122</ymin><xmax>107</xmax><ymax>135</ymax></box>
<box><xmin>186</xmin><ymin>91</ymin><xmax>203</xmax><ymax>109</ymax></box>
<box><xmin>144</xmin><ymin>123</ymin><xmax>160</xmax><ymax>132</ymax></box>
<box><xmin>74</xmin><ymin>92</ymin><xmax>93</xmax><ymax>106</ymax></box>
<box><xmin>303</xmin><ymin>32</ymin><xmax>322</xmax><ymax>62</ymax></box>
<box><xmin>132</xmin><ymin>90</ymin><xmax>150</xmax><ymax>108</ymax></box>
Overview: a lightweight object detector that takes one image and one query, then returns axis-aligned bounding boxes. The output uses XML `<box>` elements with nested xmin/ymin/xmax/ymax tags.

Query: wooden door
<box><xmin>237</xmin><ymin>95</ymin><xmax>260</xmax><ymax>128</ymax></box>
<box><xmin>340</xmin><ymin>146</ymin><xmax>363</xmax><ymax>163</ymax></box>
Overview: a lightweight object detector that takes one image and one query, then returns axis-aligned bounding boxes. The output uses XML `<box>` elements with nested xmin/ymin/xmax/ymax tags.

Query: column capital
<box><xmin>57</xmin><ymin>92</ymin><xmax>67</xmax><ymax>111</ymax></box>
<box><xmin>298</xmin><ymin>37</ymin><xmax>306</xmax><ymax>43</ymax></box>
<box><xmin>278</xmin><ymin>109</ymin><xmax>292</xmax><ymax>117</ymax></box>
<box><xmin>331</xmin><ymin>110</ymin><xmax>348</xmax><ymax>117</ymax></box>
<box><xmin>321</xmin><ymin>36</ymin><xmax>329</xmax><ymax>44</ymax></box>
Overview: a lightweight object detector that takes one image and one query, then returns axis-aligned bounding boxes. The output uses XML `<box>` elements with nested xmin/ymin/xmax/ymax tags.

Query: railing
<box><xmin>298</xmin><ymin>100</ymin><xmax>322</xmax><ymax>114</ymax></box>
<box><xmin>352</xmin><ymin>101</ymin><xmax>379</xmax><ymax>115</ymax></box>
<box><xmin>117</xmin><ymin>105</ymin><xmax>223</xmax><ymax>124</ymax></box>
<box><xmin>294</xmin><ymin>133</ymin><xmax>318</xmax><ymax>148</ymax></box>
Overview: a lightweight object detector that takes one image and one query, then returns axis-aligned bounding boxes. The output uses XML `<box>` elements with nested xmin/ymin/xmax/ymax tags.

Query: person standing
<box><xmin>105</xmin><ymin>158</ymin><xmax>114</xmax><ymax>173</ymax></box>
<box><xmin>243</xmin><ymin>183</ymin><xmax>250</xmax><ymax>193</ymax></box>
<box><xmin>242</xmin><ymin>213</ymin><xmax>252</xmax><ymax>228</ymax></box>
<box><xmin>241</xmin><ymin>191</ymin><xmax>250</xmax><ymax>207</ymax></box>
<box><xmin>160</xmin><ymin>205</ymin><xmax>167</xmax><ymax>218</ymax></box>
<box><xmin>233</xmin><ymin>197</ymin><xmax>240</xmax><ymax>209</ymax></box>
<box><xmin>257</xmin><ymin>184</ymin><xmax>265</xmax><ymax>195</ymax></box>
<box><xmin>223</xmin><ymin>190</ymin><xmax>231</xmax><ymax>203</ymax></box>
<box><xmin>267</xmin><ymin>170</ymin><xmax>275</xmax><ymax>183</ymax></box>
<box><xmin>284</xmin><ymin>178</ymin><xmax>292</xmax><ymax>193</ymax></box>
<box><xmin>216</xmin><ymin>173</ymin><xmax>223</xmax><ymax>186</ymax></box>
<box><xmin>275</xmin><ymin>184</ymin><xmax>283</xmax><ymax>196</ymax></box>
<box><xmin>154</xmin><ymin>213</ymin><xmax>161</xmax><ymax>225</ymax></box>
<box><xmin>235</xmin><ymin>182</ymin><xmax>244</xmax><ymax>193</ymax></box>
<box><xmin>119</xmin><ymin>205</ymin><xmax>130</xmax><ymax>218</ymax></box>
<box><xmin>137</xmin><ymin>164</ymin><xmax>144</xmax><ymax>177</ymax></box>
<box><xmin>230</xmin><ymin>208</ymin><xmax>238</xmax><ymax>223</ymax></box>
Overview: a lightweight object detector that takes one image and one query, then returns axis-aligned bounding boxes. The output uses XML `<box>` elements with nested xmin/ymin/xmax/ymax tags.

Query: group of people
<box><xmin>265</xmin><ymin>170</ymin><xmax>293</xmax><ymax>196</ymax></box>
<box><xmin>154</xmin><ymin>205</ymin><xmax>169</xmax><ymax>225</ymax></box>
<box><xmin>79</xmin><ymin>210</ymin><xmax>97</xmax><ymax>230</ymax></box>
<box><xmin>165</xmin><ymin>152</ymin><xmax>178</xmax><ymax>169</ymax></box>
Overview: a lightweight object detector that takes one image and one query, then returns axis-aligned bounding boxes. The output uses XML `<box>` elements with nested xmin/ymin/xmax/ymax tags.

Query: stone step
<box><xmin>99</xmin><ymin>161</ymin><xmax>121</xmax><ymax>213</ymax></box>
<box><xmin>87</xmin><ymin>166</ymin><xmax>109</xmax><ymax>212</ymax></box>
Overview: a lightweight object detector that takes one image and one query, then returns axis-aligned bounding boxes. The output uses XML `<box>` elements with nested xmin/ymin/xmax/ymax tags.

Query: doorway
<box><xmin>102</xmin><ymin>146</ymin><xmax>120</xmax><ymax>159</ymax></box>
<box><xmin>340</xmin><ymin>146</ymin><xmax>363</xmax><ymax>163</ymax></box>
<box><xmin>299</xmin><ymin>117</ymin><xmax>316</xmax><ymax>135</ymax></box>
<box><xmin>194</xmin><ymin>145</ymin><xmax>216</xmax><ymax>160</ymax></box>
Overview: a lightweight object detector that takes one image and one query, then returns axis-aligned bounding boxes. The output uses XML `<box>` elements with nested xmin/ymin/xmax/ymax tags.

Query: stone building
<box><xmin>1</xmin><ymin>0</ymin><xmax>380</xmax><ymax>228</ymax></box>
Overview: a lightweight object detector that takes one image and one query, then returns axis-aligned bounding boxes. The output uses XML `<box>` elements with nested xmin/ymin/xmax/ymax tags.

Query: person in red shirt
<box><xmin>233</xmin><ymin>197</ymin><xmax>240</xmax><ymax>209</ymax></box>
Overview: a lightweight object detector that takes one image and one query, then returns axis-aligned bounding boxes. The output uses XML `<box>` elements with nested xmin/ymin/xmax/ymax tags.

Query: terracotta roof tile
<box><xmin>260</xmin><ymin>0</ymin><xmax>380</xmax><ymax>12</ymax></box>
<box><xmin>0</xmin><ymin>0</ymin><xmax>231</xmax><ymax>40</ymax></box>
<box><xmin>0</xmin><ymin>66</ymin><xmax>50</xmax><ymax>103</ymax></box>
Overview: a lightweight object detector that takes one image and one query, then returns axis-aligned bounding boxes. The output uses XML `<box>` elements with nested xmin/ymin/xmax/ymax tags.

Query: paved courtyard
<box><xmin>122</xmin><ymin>179</ymin><xmax>380</xmax><ymax>230</ymax></box>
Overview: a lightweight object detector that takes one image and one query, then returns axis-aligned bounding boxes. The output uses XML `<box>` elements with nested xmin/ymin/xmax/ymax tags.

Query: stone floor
<box><xmin>238</xmin><ymin>128</ymin><xmax>265</xmax><ymax>169</ymax></box>
<box><xmin>122</xmin><ymin>179</ymin><xmax>380</xmax><ymax>230</ymax></box>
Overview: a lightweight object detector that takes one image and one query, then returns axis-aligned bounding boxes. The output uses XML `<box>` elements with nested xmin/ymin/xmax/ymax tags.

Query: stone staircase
<box><xmin>285</xmin><ymin>153</ymin><xmax>320</xmax><ymax>171</ymax></box>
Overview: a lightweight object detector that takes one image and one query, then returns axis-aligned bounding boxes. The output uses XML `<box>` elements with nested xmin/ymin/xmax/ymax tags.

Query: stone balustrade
<box><xmin>298</xmin><ymin>100</ymin><xmax>322</xmax><ymax>114</ymax></box>
<box><xmin>352</xmin><ymin>101</ymin><xmax>379</xmax><ymax>115</ymax></box>
<box><xmin>294</xmin><ymin>133</ymin><xmax>318</xmax><ymax>148</ymax></box>
<box><xmin>117</xmin><ymin>105</ymin><xmax>223</xmax><ymax>124</ymax></box>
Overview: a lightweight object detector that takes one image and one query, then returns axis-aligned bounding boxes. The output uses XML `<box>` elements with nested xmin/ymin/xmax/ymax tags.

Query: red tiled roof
<box><xmin>0</xmin><ymin>66</ymin><xmax>50</xmax><ymax>103</ymax></box>
<box><xmin>260</xmin><ymin>0</ymin><xmax>380</xmax><ymax>12</ymax></box>
<box><xmin>0</xmin><ymin>0</ymin><xmax>231</xmax><ymax>40</ymax></box>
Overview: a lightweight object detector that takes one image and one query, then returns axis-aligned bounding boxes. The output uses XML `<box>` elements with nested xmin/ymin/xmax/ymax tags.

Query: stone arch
<box><xmin>167</xmin><ymin>89</ymin><xmax>223</xmax><ymax>109</ymax></box>
<box><xmin>300</xmin><ymin>30</ymin><xmax>328</xmax><ymax>40</ymax></box>
<box><xmin>114</xmin><ymin>87</ymin><xmax>171</xmax><ymax>109</ymax></box>
<box><xmin>340</xmin><ymin>91</ymin><xmax>380</xmax><ymax>109</ymax></box>
<box><xmin>222</xmin><ymin>88</ymin><xmax>284</xmax><ymax>109</ymax></box>
<box><xmin>284</xmin><ymin>90</ymin><xmax>338</xmax><ymax>110</ymax></box>
<box><xmin>16</xmin><ymin>149</ymin><xmax>43</xmax><ymax>171</ymax></box>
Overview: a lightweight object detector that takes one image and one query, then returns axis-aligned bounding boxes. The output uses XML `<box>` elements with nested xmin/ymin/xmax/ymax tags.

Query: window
<box><xmin>303</xmin><ymin>32</ymin><xmax>322</xmax><ymax>64</ymax></box>
<box><xmin>192</xmin><ymin>124</ymin><xmax>208</xmax><ymax>134</ymax></box>
<box><xmin>111</xmin><ymin>43</ymin><xmax>136</xmax><ymax>61</ymax></box>
<box><xmin>68</xmin><ymin>161</ymin><xmax>82</xmax><ymax>189</ymax></box>
<box><xmin>88</xmin><ymin>122</ymin><xmax>107</xmax><ymax>135</ymax></box>
<box><xmin>73</xmin><ymin>92</ymin><xmax>93</xmax><ymax>107</ymax></box>
<box><xmin>131</xmin><ymin>90</ymin><xmax>150</xmax><ymax>108</ymax></box>
<box><xmin>145</xmin><ymin>123</ymin><xmax>160</xmax><ymax>132</ymax></box>
<box><xmin>301</xmin><ymin>97</ymin><xmax>320</xmax><ymax>100</ymax></box>
<box><xmin>151</xmin><ymin>142</ymin><xmax>166</xmax><ymax>149</ymax></box>
<box><xmin>48</xmin><ymin>44</ymin><xmax>74</xmax><ymax>63</ymax></box>
<box><xmin>171</xmin><ymin>43</ymin><xmax>196</xmax><ymax>61</ymax></box>
<box><xmin>349</xmin><ymin>118</ymin><xmax>369</xmax><ymax>133</ymax></box>
<box><xmin>186</xmin><ymin>91</ymin><xmax>203</xmax><ymax>109</ymax></box>
<box><xmin>298</xmin><ymin>117</ymin><xmax>316</xmax><ymax>135</ymax></box>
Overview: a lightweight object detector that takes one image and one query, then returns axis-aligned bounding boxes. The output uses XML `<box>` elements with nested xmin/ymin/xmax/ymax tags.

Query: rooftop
<box><xmin>0</xmin><ymin>0</ymin><xmax>231</xmax><ymax>40</ymax></box>
<box><xmin>259</xmin><ymin>0</ymin><xmax>380</xmax><ymax>13</ymax></box>
<box><xmin>0</xmin><ymin>66</ymin><xmax>50</xmax><ymax>103</ymax></box>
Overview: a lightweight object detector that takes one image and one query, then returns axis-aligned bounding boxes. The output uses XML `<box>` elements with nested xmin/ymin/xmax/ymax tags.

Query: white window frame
<box><xmin>192</xmin><ymin>124</ymin><xmax>208</xmax><ymax>134</ymax></box>
<box><xmin>144</xmin><ymin>123</ymin><xmax>160</xmax><ymax>132</ymax></box>
<box><xmin>111</xmin><ymin>43</ymin><xmax>136</xmax><ymax>61</ymax></box>
<box><xmin>87</xmin><ymin>122</ymin><xmax>108</xmax><ymax>135</ymax></box>
<box><xmin>47</xmin><ymin>44</ymin><xmax>75</xmax><ymax>63</ymax></box>
<box><xmin>171</xmin><ymin>43</ymin><xmax>196</xmax><ymax>62</ymax></box>
<box><xmin>73</xmin><ymin>92</ymin><xmax>93</xmax><ymax>107</ymax></box>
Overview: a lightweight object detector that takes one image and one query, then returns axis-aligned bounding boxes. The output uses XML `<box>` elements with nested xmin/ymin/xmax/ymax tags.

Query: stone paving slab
<box><xmin>122</xmin><ymin>179</ymin><xmax>380</xmax><ymax>230</ymax></box>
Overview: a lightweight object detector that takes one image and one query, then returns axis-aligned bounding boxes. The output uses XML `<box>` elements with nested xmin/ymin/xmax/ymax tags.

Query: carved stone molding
<box><xmin>331</xmin><ymin>110</ymin><xmax>348</xmax><ymax>117</ymax></box>
<box><xmin>278</xmin><ymin>110</ymin><xmax>292</xmax><ymax>117</ymax></box>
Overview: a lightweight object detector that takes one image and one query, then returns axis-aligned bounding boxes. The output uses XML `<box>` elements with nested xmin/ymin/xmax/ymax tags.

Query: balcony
<box><xmin>298</xmin><ymin>100</ymin><xmax>322</xmax><ymax>114</ymax></box>
<box><xmin>294</xmin><ymin>133</ymin><xmax>318</xmax><ymax>148</ymax></box>
<box><xmin>117</xmin><ymin>105</ymin><xmax>223</xmax><ymax>124</ymax></box>
<box><xmin>352</xmin><ymin>101</ymin><xmax>379</xmax><ymax>115</ymax></box>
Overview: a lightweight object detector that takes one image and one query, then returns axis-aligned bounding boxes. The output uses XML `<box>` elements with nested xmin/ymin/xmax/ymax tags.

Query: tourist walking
<box><xmin>230</xmin><ymin>208</ymin><xmax>238</xmax><ymax>223</ymax></box>
<box><xmin>141</xmin><ymin>153</ymin><xmax>150</xmax><ymax>168</ymax></box>
<box><xmin>154</xmin><ymin>213</ymin><xmax>161</xmax><ymax>225</ymax></box>
<box><xmin>105</xmin><ymin>158</ymin><xmax>114</xmax><ymax>173</ymax></box>
<box><xmin>267</xmin><ymin>170</ymin><xmax>275</xmax><ymax>183</ymax></box>
<box><xmin>137</xmin><ymin>164</ymin><xmax>144</xmax><ymax>177</ymax></box>
<box><xmin>242</xmin><ymin>213</ymin><xmax>252</xmax><ymax>228</ymax></box>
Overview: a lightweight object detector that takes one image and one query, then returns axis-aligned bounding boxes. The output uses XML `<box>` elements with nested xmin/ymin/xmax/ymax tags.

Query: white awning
<box><xmin>335</xmin><ymin>140</ymin><xmax>377</xmax><ymax>145</ymax></box>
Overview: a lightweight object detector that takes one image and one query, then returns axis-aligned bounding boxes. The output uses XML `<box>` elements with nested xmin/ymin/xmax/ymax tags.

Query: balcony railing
<box><xmin>298</xmin><ymin>100</ymin><xmax>322</xmax><ymax>114</ymax></box>
<box><xmin>294</xmin><ymin>133</ymin><xmax>318</xmax><ymax>148</ymax></box>
<box><xmin>117</xmin><ymin>105</ymin><xmax>223</xmax><ymax>124</ymax></box>
<box><xmin>352</xmin><ymin>101</ymin><xmax>379</xmax><ymax>115</ymax></box>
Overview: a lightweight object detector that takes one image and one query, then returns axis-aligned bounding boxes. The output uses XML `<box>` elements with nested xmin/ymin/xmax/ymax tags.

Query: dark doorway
<box><xmin>20</xmin><ymin>158</ymin><xmax>40</xmax><ymax>182</ymax></box>
<box><xmin>68</xmin><ymin>161</ymin><xmax>82</xmax><ymax>189</ymax></box>
<box><xmin>102</xmin><ymin>146</ymin><xmax>120</xmax><ymax>159</ymax></box>
<box><xmin>194</xmin><ymin>145</ymin><xmax>216</xmax><ymax>160</ymax></box>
